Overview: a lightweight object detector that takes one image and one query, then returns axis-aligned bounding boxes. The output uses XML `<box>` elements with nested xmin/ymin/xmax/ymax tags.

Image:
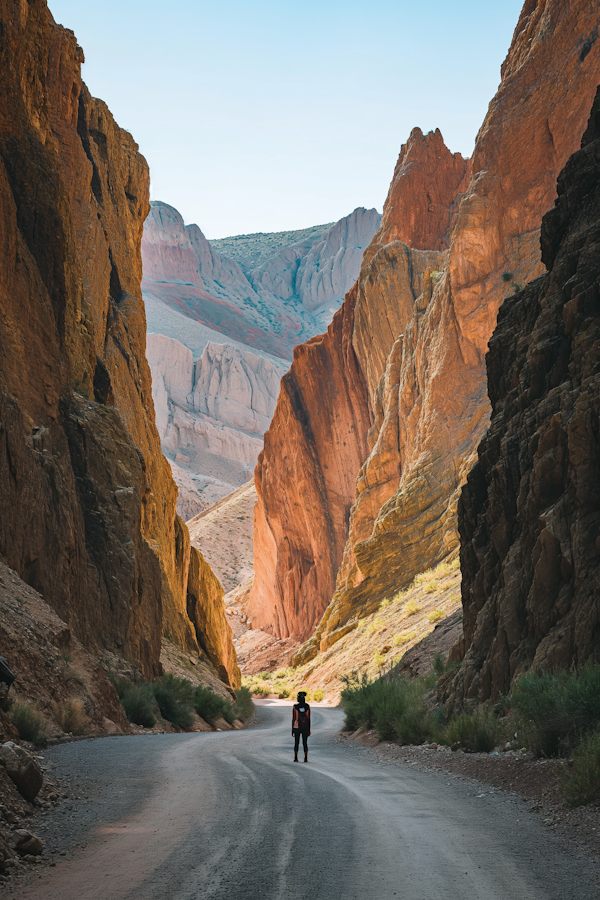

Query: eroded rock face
<box><xmin>247</xmin><ymin>284</ymin><xmax>372</xmax><ymax>640</ymax></box>
<box><xmin>192</xmin><ymin>342</ymin><xmax>281</xmax><ymax>435</ymax></box>
<box><xmin>146</xmin><ymin>335</ymin><xmax>284</xmax><ymax>517</ymax></box>
<box><xmin>446</xmin><ymin>86</ymin><xmax>600</xmax><ymax>705</ymax></box>
<box><xmin>0</xmin><ymin>0</ymin><xmax>239</xmax><ymax>687</ymax></box>
<box><xmin>251</xmin><ymin>0</ymin><xmax>600</xmax><ymax>659</ymax></box>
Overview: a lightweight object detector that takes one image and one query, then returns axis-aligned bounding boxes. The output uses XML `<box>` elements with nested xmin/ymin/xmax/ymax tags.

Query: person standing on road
<box><xmin>292</xmin><ymin>691</ymin><xmax>311</xmax><ymax>762</ymax></box>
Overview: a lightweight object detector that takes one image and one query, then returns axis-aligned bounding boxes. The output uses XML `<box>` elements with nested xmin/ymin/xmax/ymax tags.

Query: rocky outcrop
<box><xmin>374</xmin><ymin>127</ymin><xmax>469</xmax><ymax>252</ymax></box>
<box><xmin>142</xmin><ymin>203</ymin><xmax>380</xmax><ymax>360</ymax></box>
<box><xmin>0</xmin><ymin>1</ymin><xmax>239</xmax><ymax>687</ymax></box>
<box><xmin>0</xmin><ymin>743</ymin><xmax>43</xmax><ymax>802</ymax></box>
<box><xmin>446</xmin><ymin>85</ymin><xmax>600</xmax><ymax>705</ymax></box>
<box><xmin>251</xmin><ymin>0</ymin><xmax>600</xmax><ymax>662</ymax></box>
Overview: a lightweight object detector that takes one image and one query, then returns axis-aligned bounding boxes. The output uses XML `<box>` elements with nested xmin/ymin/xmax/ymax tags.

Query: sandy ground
<box><xmin>11</xmin><ymin>702</ymin><xmax>600</xmax><ymax>900</ymax></box>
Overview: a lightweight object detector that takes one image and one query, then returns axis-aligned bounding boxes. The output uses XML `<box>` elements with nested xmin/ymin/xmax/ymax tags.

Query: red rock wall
<box><xmin>249</xmin><ymin>130</ymin><xmax>465</xmax><ymax>641</ymax></box>
<box><xmin>247</xmin><ymin>285</ymin><xmax>371</xmax><ymax>640</ymax></box>
<box><xmin>446</xmin><ymin>86</ymin><xmax>600</xmax><ymax>704</ymax></box>
<box><xmin>0</xmin><ymin>0</ymin><xmax>239</xmax><ymax>687</ymax></box>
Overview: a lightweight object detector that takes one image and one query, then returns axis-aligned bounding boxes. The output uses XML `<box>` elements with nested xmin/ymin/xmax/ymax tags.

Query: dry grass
<box><xmin>394</xmin><ymin>629</ymin><xmax>417</xmax><ymax>646</ymax></box>
<box><xmin>53</xmin><ymin>698</ymin><xmax>89</xmax><ymax>735</ymax></box>
<box><xmin>428</xmin><ymin>609</ymin><xmax>444</xmax><ymax>622</ymax></box>
<box><xmin>404</xmin><ymin>599</ymin><xmax>421</xmax><ymax>617</ymax></box>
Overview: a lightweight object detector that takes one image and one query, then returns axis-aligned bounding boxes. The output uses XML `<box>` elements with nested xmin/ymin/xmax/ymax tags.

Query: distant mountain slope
<box><xmin>210</xmin><ymin>223</ymin><xmax>334</xmax><ymax>273</ymax></box>
<box><xmin>142</xmin><ymin>202</ymin><xmax>380</xmax><ymax>361</ymax></box>
<box><xmin>142</xmin><ymin>203</ymin><xmax>380</xmax><ymax>519</ymax></box>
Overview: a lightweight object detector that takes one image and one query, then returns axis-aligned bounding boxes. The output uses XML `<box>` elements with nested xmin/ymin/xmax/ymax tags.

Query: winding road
<box><xmin>19</xmin><ymin>702</ymin><xmax>599</xmax><ymax>900</ymax></box>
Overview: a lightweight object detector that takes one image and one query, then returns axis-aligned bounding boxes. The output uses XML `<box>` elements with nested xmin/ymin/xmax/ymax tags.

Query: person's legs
<box><xmin>302</xmin><ymin>732</ymin><xmax>308</xmax><ymax>762</ymax></box>
<box><xmin>294</xmin><ymin>732</ymin><xmax>300</xmax><ymax>761</ymax></box>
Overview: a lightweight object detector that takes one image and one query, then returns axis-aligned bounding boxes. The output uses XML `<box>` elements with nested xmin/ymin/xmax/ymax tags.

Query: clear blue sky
<box><xmin>49</xmin><ymin>0</ymin><xmax>524</xmax><ymax>238</ymax></box>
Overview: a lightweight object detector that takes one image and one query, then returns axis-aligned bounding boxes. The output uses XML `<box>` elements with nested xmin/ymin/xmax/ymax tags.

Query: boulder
<box><xmin>12</xmin><ymin>829</ymin><xmax>43</xmax><ymax>856</ymax></box>
<box><xmin>0</xmin><ymin>743</ymin><xmax>43</xmax><ymax>802</ymax></box>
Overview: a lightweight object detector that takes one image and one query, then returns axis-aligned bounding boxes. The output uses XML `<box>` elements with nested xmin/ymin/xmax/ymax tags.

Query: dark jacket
<box><xmin>292</xmin><ymin>702</ymin><xmax>311</xmax><ymax>735</ymax></box>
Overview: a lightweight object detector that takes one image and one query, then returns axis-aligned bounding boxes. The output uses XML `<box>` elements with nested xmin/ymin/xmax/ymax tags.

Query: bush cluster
<box><xmin>10</xmin><ymin>703</ymin><xmax>46</xmax><ymax>746</ymax></box>
<box><xmin>341</xmin><ymin>668</ymin><xmax>502</xmax><ymax>751</ymax></box>
<box><xmin>511</xmin><ymin>667</ymin><xmax>600</xmax><ymax>757</ymax></box>
<box><xmin>112</xmin><ymin>673</ymin><xmax>254</xmax><ymax>731</ymax></box>
<box><xmin>511</xmin><ymin>667</ymin><xmax>600</xmax><ymax>806</ymax></box>
<box><xmin>341</xmin><ymin>662</ymin><xmax>600</xmax><ymax>807</ymax></box>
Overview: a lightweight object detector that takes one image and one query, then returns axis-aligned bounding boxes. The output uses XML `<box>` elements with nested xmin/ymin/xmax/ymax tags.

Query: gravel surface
<box><xmin>11</xmin><ymin>703</ymin><xmax>600</xmax><ymax>899</ymax></box>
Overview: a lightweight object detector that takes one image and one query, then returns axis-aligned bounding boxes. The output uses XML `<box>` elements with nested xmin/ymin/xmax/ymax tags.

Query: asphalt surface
<box><xmin>17</xmin><ymin>702</ymin><xmax>600</xmax><ymax>900</ymax></box>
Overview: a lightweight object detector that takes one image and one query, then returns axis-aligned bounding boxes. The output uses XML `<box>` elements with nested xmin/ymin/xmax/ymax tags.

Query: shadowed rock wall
<box><xmin>0</xmin><ymin>0</ymin><xmax>239</xmax><ymax>686</ymax></box>
<box><xmin>446</xmin><ymin>85</ymin><xmax>600</xmax><ymax>705</ymax></box>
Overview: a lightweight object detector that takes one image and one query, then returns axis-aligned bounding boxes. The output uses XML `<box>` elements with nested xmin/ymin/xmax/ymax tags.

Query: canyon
<box><xmin>0</xmin><ymin>0</ymin><xmax>238</xmax><ymax>706</ymax></box>
<box><xmin>248</xmin><ymin>0</ymin><xmax>600</xmax><ymax>677</ymax></box>
<box><xmin>142</xmin><ymin>202</ymin><xmax>380</xmax><ymax>517</ymax></box>
<box><xmin>446</xmin><ymin>83</ymin><xmax>600</xmax><ymax>705</ymax></box>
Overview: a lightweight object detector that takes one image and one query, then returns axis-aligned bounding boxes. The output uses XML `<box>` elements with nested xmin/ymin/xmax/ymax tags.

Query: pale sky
<box><xmin>49</xmin><ymin>0</ymin><xmax>524</xmax><ymax>238</ymax></box>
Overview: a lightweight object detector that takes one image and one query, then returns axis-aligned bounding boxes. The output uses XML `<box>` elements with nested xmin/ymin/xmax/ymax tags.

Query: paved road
<box><xmin>19</xmin><ymin>702</ymin><xmax>599</xmax><ymax>900</ymax></box>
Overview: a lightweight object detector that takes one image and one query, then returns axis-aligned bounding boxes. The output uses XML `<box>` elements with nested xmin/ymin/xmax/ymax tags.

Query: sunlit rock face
<box><xmin>248</xmin><ymin>128</ymin><xmax>464</xmax><ymax>645</ymax></box>
<box><xmin>249</xmin><ymin>0</ymin><xmax>600</xmax><ymax>664</ymax></box>
<box><xmin>0</xmin><ymin>0</ymin><xmax>239</xmax><ymax>688</ymax></box>
<box><xmin>445</xmin><ymin>85</ymin><xmax>600</xmax><ymax>706</ymax></box>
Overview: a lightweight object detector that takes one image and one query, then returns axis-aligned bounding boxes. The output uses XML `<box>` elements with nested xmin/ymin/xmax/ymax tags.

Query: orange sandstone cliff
<box><xmin>249</xmin><ymin>0</ymin><xmax>600</xmax><ymax>666</ymax></box>
<box><xmin>0</xmin><ymin>0</ymin><xmax>239</xmax><ymax>687</ymax></box>
<box><xmin>248</xmin><ymin>128</ymin><xmax>468</xmax><ymax>641</ymax></box>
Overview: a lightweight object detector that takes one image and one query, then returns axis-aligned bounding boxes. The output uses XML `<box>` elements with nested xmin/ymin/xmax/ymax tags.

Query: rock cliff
<box><xmin>250</xmin><ymin>0</ymin><xmax>600</xmax><ymax>662</ymax></box>
<box><xmin>249</xmin><ymin>128</ymin><xmax>467</xmax><ymax>644</ymax></box>
<box><xmin>446</xmin><ymin>85</ymin><xmax>600</xmax><ymax>705</ymax></box>
<box><xmin>0</xmin><ymin>0</ymin><xmax>239</xmax><ymax>687</ymax></box>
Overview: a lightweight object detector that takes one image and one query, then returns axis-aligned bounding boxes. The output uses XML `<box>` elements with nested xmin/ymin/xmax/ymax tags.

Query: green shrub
<box><xmin>153</xmin><ymin>678</ymin><xmax>194</xmax><ymax>729</ymax></box>
<box><xmin>312</xmin><ymin>689</ymin><xmax>325</xmax><ymax>703</ymax></box>
<box><xmin>232</xmin><ymin>686</ymin><xmax>254</xmax><ymax>721</ymax></box>
<box><xmin>511</xmin><ymin>667</ymin><xmax>600</xmax><ymax>757</ymax></box>
<box><xmin>11</xmin><ymin>703</ymin><xmax>46</xmax><ymax>746</ymax></box>
<box><xmin>107</xmin><ymin>672</ymin><xmax>133</xmax><ymax>700</ymax></box>
<box><xmin>443</xmin><ymin>707</ymin><xmax>503</xmax><ymax>753</ymax></box>
<box><xmin>193</xmin><ymin>685</ymin><xmax>232</xmax><ymax>725</ymax></box>
<box><xmin>561</xmin><ymin>730</ymin><xmax>600</xmax><ymax>807</ymax></box>
<box><xmin>341</xmin><ymin>672</ymin><xmax>435</xmax><ymax>743</ymax></box>
<box><xmin>121</xmin><ymin>684</ymin><xmax>156</xmax><ymax>728</ymax></box>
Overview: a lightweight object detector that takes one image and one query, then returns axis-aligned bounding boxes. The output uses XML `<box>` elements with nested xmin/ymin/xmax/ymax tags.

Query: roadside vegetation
<box><xmin>341</xmin><ymin>661</ymin><xmax>600</xmax><ymax>806</ymax></box>
<box><xmin>110</xmin><ymin>673</ymin><xmax>254</xmax><ymax>732</ymax></box>
<box><xmin>10</xmin><ymin>702</ymin><xmax>47</xmax><ymax>746</ymax></box>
